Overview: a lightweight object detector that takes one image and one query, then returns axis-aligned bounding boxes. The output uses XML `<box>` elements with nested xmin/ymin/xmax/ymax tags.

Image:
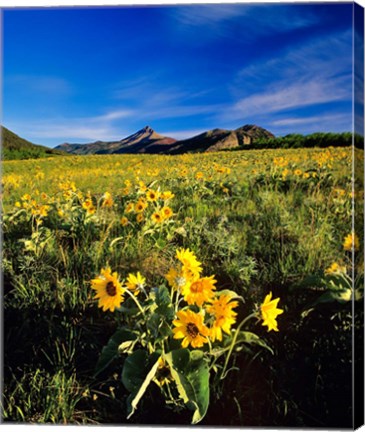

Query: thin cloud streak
<box><xmin>229</xmin><ymin>76</ymin><xmax>351</xmax><ymax>119</ymax></box>
<box><xmin>172</xmin><ymin>4</ymin><xmax>318</xmax><ymax>38</ymax></box>
<box><xmin>268</xmin><ymin>113</ymin><xmax>351</xmax><ymax>135</ymax></box>
<box><xmin>271</xmin><ymin>113</ymin><xmax>350</xmax><ymax>127</ymax></box>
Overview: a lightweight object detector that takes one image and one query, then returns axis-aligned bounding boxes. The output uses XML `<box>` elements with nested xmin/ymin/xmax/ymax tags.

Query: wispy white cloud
<box><xmin>26</xmin><ymin>124</ymin><xmax>121</xmax><ymax>141</ymax></box>
<box><xmin>171</xmin><ymin>4</ymin><xmax>318</xmax><ymax>40</ymax></box>
<box><xmin>95</xmin><ymin>110</ymin><xmax>135</xmax><ymax>122</ymax></box>
<box><xmin>172</xmin><ymin>4</ymin><xmax>248</xmax><ymax>26</ymax></box>
<box><xmin>112</xmin><ymin>77</ymin><xmax>221</xmax><ymax>121</ymax></box>
<box><xmin>228</xmin><ymin>76</ymin><xmax>351</xmax><ymax>119</ymax></box>
<box><xmin>7</xmin><ymin>108</ymin><xmax>135</xmax><ymax>143</ymax></box>
<box><xmin>270</xmin><ymin>113</ymin><xmax>350</xmax><ymax>127</ymax></box>
<box><xmin>236</xmin><ymin>30</ymin><xmax>352</xmax><ymax>88</ymax></box>
<box><xmin>219</xmin><ymin>29</ymin><xmax>352</xmax><ymax>130</ymax></box>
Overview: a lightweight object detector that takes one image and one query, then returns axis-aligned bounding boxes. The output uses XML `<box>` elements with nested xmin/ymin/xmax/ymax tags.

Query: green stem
<box><xmin>220</xmin><ymin>312</ymin><xmax>258</xmax><ymax>380</ymax></box>
<box><xmin>174</xmin><ymin>289</ymin><xmax>181</xmax><ymax>312</ymax></box>
<box><xmin>123</xmin><ymin>287</ymin><xmax>145</xmax><ymax>317</ymax></box>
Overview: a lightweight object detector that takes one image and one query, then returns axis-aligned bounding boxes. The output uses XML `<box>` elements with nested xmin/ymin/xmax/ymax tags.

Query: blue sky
<box><xmin>2</xmin><ymin>2</ymin><xmax>356</xmax><ymax>147</ymax></box>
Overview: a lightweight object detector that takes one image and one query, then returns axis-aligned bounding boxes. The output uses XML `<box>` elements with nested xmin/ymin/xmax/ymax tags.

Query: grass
<box><xmin>2</xmin><ymin>145</ymin><xmax>363</xmax><ymax>426</ymax></box>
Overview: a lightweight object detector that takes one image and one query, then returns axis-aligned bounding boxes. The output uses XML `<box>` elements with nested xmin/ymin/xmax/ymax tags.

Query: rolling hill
<box><xmin>2</xmin><ymin>126</ymin><xmax>66</xmax><ymax>160</ymax></box>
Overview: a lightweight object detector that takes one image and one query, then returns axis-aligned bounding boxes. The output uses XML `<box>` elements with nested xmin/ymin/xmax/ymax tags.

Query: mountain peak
<box><xmin>141</xmin><ymin>125</ymin><xmax>154</xmax><ymax>133</ymax></box>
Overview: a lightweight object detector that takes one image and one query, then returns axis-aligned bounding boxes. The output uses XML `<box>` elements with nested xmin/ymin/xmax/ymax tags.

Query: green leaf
<box><xmin>117</xmin><ymin>297</ymin><xmax>139</xmax><ymax>315</ymax></box>
<box><xmin>154</xmin><ymin>285</ymin><xmax>174</xmax><ymax>319</ymax></box>
<box><xmin>165</xmin><ymin>349</ymin><xmax>210</xmax><ymax>424</ymax></box>
<box><xmin>236</xmin><ymin>331</ymin><xmax>274</xmax><ymax>355</ymax></box>
<box><xmin>155</xmin><ymin>238</ymin><xmax>167</xmax><ymax>249</ymax></box>
<box><xmin>215</xmin><ymin>289</ymin><xmax>244</xmax><ymax>303</ymax></box>
<box><xmin>290</xmin><ymin>274</ymin><xmax>326</xmax><ymax>291</ymax></box>
<box><xmin>94</xmin><ymin>328</ymin><xmax>137</xmax><ymax>377</ymax></box>
<box><xmin>146</xmin><ymin>312</ymin><xmax>172</xmax><ymax>342</ymax></box>
<box><xmin>121</xmin><ymin>350</ymin><xmax>149</xmax><ymax>393</ymax></box>
<box><xmin>127</xmin><ymin>356</ymin><xmax>161</xmax><ymax>419</ymax></box>
<box><xmin>308</xmin><ymin>289</ymin><xmax>352</xmax><ymax>307</ymax></box>
<box><xmin>121</xmin><ymin>350</ymin><xmax>160</xmax><ymax>418</ymax></box>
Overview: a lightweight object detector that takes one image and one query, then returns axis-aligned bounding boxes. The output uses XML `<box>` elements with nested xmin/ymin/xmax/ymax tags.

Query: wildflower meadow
<box><xmin>2</xmin><ymin>146</ymin><xmax>364</xmax><ymax>426</ymax></box>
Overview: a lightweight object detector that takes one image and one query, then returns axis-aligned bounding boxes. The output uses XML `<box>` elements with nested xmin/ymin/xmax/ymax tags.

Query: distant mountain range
<box><xmin>54</xmin><ymin>124</ymin><xmax>275</xmax><ymax>155</ymax></box>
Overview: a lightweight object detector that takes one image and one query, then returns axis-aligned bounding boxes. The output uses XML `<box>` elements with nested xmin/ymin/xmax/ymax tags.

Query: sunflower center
<box><xmin>190</xmin><ymin>280</ymin><xmax>203</xmax><ymax>293</ymax></box>
<box><xmin>186</xmin><ymin>322</ymin><xmax>199</xmax><ymax>338</ymax></box>
<box><xmin>106</xmin><ymin>281</ymin><xmax>117</xmax><ymax>296</ymax></box>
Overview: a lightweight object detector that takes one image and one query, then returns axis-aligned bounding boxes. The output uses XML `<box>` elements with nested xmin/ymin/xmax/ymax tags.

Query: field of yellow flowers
<box><xmin>2</xmin><ymin>146</ymin><xmax>363</xmax><ymax>426</ymax></box>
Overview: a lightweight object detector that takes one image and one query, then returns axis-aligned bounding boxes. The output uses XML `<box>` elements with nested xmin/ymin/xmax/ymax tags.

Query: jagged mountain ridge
<box><xmin>54</xmin><ymin>124</ymin><xmax>275</xmax><ymax>155</ymax></box>
<box><xmin>55</xmin><ymin>126</ymin><xmax>176</xmax><ymax>155</ymax></box>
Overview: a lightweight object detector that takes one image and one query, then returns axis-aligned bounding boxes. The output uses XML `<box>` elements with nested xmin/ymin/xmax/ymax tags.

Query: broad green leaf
<box><xmin>309</xmin><ymin>289</ymin><xmax>352</xmax><ymax>307</ymax></box>
<box><xmin>215</xmin><ymin>289</ymin><xmax>244</xmax><ymax>303</ymax></box>
<box><xmin>147</xmin><ymin>312</ymin><xmax>172</xmax><ymax>341</ymax></box>
<box><xmin>117</xmin><ymin>297</ymin><xmax>139</xmax><ymax>315</ymax></box>
<box><xmin>122</xmin><ymin>350</ymin><xmax>160</xmax><ymax>418</ymax></box>
<box><xmin>165</xmin><ymin>349</ymin><xmax>210</xmax><ymax>424</ymax></box>
<box><xmin>127</xmin><ymin>356</ymin><xmax>161</xmax><ymax>419</ymax></box>
<box><xmin>155</xmin><ymin>238</ymin><xmax>167</xmax><ymax>249</ymax></box>
<box><xmin>236</xmin><ymin>331</ymin><xmax>274</xmax><ymax>355</ymax></box>
<box><xmin>290</xmin><ymin>274</ymin><xmax>326</xmax><ymax>291</ymax></box>
<box><xmin>94</xmin><ymin>328</ymin><xmax>137</xmax><ymax>377</ymax></box>
<box><xmin>154</xmin><ymin>285</ymin><xmax>174</xmax><ymax>319</ymax></box>
<box><xmin>121</xmin><ymin>350</ymin><xmax>149</xmax><ymax>393</ymax></box>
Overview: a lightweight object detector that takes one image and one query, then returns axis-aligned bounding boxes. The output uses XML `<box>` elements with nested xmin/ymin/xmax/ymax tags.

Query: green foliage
<box><xmin>94</xmin><ymin>328</ymin><xmax>138</xmax><ymax>376</ymax></box>
<box><xmin>251</xmin><ymin>132</ymin><xmax>353</xmax><ymax>150</ymax></box>
<box><xmin>222</xmin><ymin>131</ymin><xmax>361</xmax><ymax>151</ymax></box>
<box><xmin>165</xmin><ymin>349</ymin><xmax>210</xmax><ymax>424</ymax></box>
<box><xmin>2</xmin><ymin>126</ymin><xmax>66</xmax><ymax>160</ymax></box>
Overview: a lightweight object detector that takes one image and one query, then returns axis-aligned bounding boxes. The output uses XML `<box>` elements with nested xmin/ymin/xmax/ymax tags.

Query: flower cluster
<box><xmin>165</xmin><ymin>248</ymin><xmax>239</xmax><ymax>348</ymax></box>
<box><xmin>122</xmin><ymin>186</ymin><xmax>174</xmax><ymax>226</ymax></box>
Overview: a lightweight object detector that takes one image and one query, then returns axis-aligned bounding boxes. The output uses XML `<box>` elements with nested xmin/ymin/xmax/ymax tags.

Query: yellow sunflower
<box><xmin>135</xmin><ymin>199</ymin><xmax>148</xmax><ymax>213</ymax></box>
<box><xmin>161</xmin><ymin>206</ymin><xmax>173</xmax><ymax>220</ymax></box>
<box><xmin>325</xmin><ymin>262</ymin><xmax>346</xmax><ymax>275</ymax></box>
<box><xmin>172</xmin><ymin>309</ymin><xmax>210</xmax><ymax>348</ymax></box>
<box><xmin>146</xmin><ymin>189</ymin><xmax>159</xmax><ymax>202</ymax></box>
<box><xmin>176</xmin><ymin>248</ymin><xmax>202</xmax><ymax>277</ymax></box>
<box><xmin>136</xmin><ymin>213</ymin><xmax>144</xmax><ymax>223</ymax></box>
<box><xmin>82</xmin><ymin>198</ymin><xmax>96</xmax><ymax>215</ymax></box>
<box><xmin>151</xmin><ymin>212</ymin><xmax>163</xmax><ymax>224</ymax></box>
<box><xmin>181</xmin><ymin>275</ymin><xmax>216</xmax><ymax>307</ymax></box>
<box><xmin>294</xmin><ymin>169</ymin><xmax>302</xmax><ymax>176</ymax></box>
<box><xmin>126</xmin><ymin>272</ymin><xmax>146</xmax><ymax>296</ymax></box>
<box><xmin>160</xmin><ymin>191</ymin><xmax>175</xmax><ymax>200</ymax></box>
<box><xmin>165</xmin><ymin>267</ymin><xmax>191</xmax><ymax>292</ymax></box>
<box><xmin>120</xmin><ymin>216</ymin><xmax>129</xmax><ymax>226</ymax></box>
<box><xmin>206</xmin><ymin>294</ymin><xmax>238</xmax><ymax>342</ymax></box>
<box><xmin>102</xmin><ymin>191</ymin><xmax>114</xmax><ymax>208</ymax></box>
<box><xmin>91</xmin><ymin>267</ymin><xmax>124</xmax><ymax>312</ymax></box>
<box><xmin>260</xmin><ymin>292</ymin><xmax>283</xmax><ymax>332</ymax></box>
<box><xmin>343</xmin><ymin>232</ymin><xmax>360</xmax><ymax>251</ymax></box>
<box><xmin>125</xmin><ymin>202</ymin><xmax>134</xmax><ymax>213</ymax></box>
